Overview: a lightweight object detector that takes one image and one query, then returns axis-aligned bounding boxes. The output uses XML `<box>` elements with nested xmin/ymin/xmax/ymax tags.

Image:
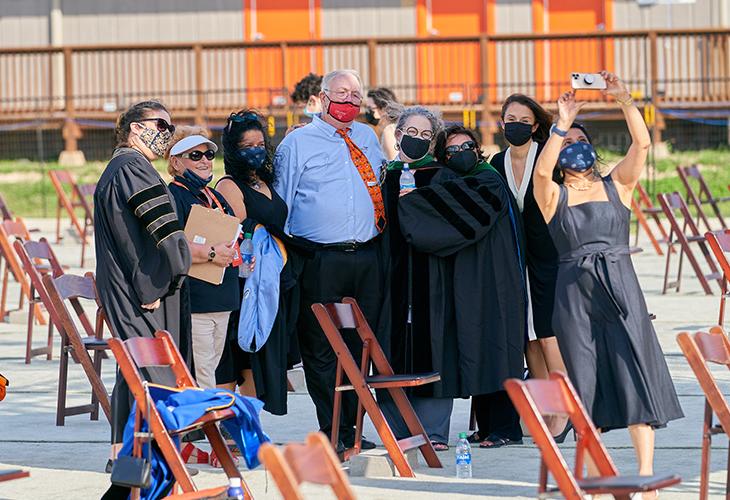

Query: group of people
<box><xmin>95</xmin><ymin>67</ymin><xmax>683</xmax><ymax>494</ymax></box>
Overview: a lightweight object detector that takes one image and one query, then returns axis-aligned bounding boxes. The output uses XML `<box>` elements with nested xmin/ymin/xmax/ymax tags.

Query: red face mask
<box><xmin>326</xmin><ymin>96</ymin><xmax>360</xmax><ymax>123</ymax></box>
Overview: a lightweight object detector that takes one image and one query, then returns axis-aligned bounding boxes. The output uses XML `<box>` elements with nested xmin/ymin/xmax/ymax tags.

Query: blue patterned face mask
<box><xmin>180</xmin><ymin>168</ymin><xmax>212</xmax><ymax>190</ymax></box>
<box><xmin>236</xmin><ymin>146</ymin><xmax>267</xmax><ymax>170</ymax></box>
<box><xmin>558</xmin><ymin>141</ymin><xmax>597</xmax><ymax>172</ymax></box>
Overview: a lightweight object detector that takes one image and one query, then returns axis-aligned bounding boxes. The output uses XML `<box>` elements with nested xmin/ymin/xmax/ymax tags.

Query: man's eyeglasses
<box><xmin>399</xmin><ymin>127</ymin><xmax>433</xmax><ymax>141</ymax></box>
<box><xmin>179</xmin><ymin>150</ymin><xmax>216</xmax><ymax>162</ymax></box>
<box><xmin>137</xmin><ymin>118</ymin><xmax>175</xmax><ymax>134</ymax></box>
<box><xmin>445</xmin><ymin>140</ymin><xmax>477</xmax><ymax>155</ymax></box>
<box><xmin>324</xmin><ymin>88</ymin><xmax>363</xmax><ymax>103</ymax></box>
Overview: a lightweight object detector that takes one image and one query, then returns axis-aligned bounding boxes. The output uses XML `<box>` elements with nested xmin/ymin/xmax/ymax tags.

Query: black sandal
<box><xmin>431</xmin><ymin>441</ymin><xmax>449</xmax><ymax>451</ymax></box>
<box><xmin>479</xmin><ymin>436</ymin><xmax>523</xmax><ymax>449</ymax></box>
<box><xmin>466</xmin><ymin>432</ymin><xmax>482</xmax><ymax>444</ymax></box>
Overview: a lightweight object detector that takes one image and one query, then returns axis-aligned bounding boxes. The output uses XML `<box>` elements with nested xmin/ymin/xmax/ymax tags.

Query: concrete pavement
<box><xmin>1</xmin><ymin>218</ymin><xmax>729</xmax><ymax>499</ymax></box>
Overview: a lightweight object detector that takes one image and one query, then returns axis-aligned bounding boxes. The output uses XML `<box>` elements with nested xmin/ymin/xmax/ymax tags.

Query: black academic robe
<box><xmin>383</xmin><ymin>161</ymin><xmax>441</xmax><ymax>387</ymax></box>
<box><xmin>94</xmin><ymin>147</ymin><xmax>192</xmax><ymax>443</ymax></box>
<box><xmin>397</xmin><ymin>167</ymin><xmax>527</xmax><ymax>398</ymax></box>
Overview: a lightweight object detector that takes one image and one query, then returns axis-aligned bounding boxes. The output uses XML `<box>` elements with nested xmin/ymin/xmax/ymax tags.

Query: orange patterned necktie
<box><xmin>336</xmin><ymin>128</ymin><xmax>386</xmax><ymax>233</ymax></box>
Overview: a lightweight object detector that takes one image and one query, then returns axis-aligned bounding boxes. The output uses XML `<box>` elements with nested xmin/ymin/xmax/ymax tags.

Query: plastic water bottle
<box><xmin>399</xmin><ymin>165</ymin><xmax>416</xmax><ymax>190</ymax></box>
<box><xmin>226</xmin><ymin>477</ymin><xmax>244</xmax><ymax>499</ymax></box>
<box><xmin>239</xmin><ymin>232</ymin><xmax>254</xmax><ymax>278</ymax></box>
<box><xmin>455</xmin><ymin>432</ymin><xmax>472</xmax><ymax>479</ymax></box>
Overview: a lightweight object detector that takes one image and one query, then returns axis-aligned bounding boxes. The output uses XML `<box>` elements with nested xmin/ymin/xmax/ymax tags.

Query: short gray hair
<box><xmin>322</xmin><ymin>69</ymin><xmax>363</xmax><ymax>94</ymax></box>
<box><xmin>395</xmin><ymin>105</ymin><xmax>443</xmax><ymax>139</ymax></box>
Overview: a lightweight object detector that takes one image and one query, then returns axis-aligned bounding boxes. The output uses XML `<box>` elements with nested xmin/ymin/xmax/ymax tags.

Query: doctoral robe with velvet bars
<box><xmin>94</xmin><ymin>147</ymin><xmax>192</xmax><ymax>443</ymax></box>
<box><xmin>397</xmin><ymin>168</ymin><xmax>527</xmax><ymax>398</ymax></box>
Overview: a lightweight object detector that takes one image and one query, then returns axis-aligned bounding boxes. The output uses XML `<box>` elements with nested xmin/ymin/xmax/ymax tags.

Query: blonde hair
<box><xmin>165</xmin><ymin>125</ymin><xmax>211</xmax><ymax>176</ymax></box>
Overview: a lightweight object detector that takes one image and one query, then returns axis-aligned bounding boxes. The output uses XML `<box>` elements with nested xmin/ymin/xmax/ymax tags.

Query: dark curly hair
<box><xmin>222</xmin><ymin>109</ymin><xmax>275</xmax><ymax>186</ymax></box>
<box><xmin>290</xmin><ymin>73</ymin><xmax>323</xmax><ymax>104</ymax></box>
<box><xmin>500</xmin><ymin>94</ymin><xmax>552</xmax><ymax>143</ymax></box>
<box><xmin>433</xmin><ymin>125</ymin><xmax>486</xmax><ymax>165</ymax></box>
<box><xmin>115</xmin><ymin>100</ymin><xmax>168</xmax><ymax>147</ymax></box>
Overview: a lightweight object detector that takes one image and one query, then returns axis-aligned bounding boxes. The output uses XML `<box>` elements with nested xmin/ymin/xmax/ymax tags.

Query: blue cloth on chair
<box><xmin>117</xmin><ymin>386</ymin><xmax>270</xmax><ymax>500</ymax></box>
<box><xmin>238</xmin><ymin>226</ymin><xmax>285</xmax><ymax>352</ymax></box>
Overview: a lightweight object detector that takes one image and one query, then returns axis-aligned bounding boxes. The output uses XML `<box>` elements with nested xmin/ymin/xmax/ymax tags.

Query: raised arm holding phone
<box><xmin>532</xmin><ymin>71</ymin><xmax>684</xmax><ymax>496</ymax></box>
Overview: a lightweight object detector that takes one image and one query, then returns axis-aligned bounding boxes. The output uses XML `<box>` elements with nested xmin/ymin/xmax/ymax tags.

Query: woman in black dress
<box><xmin>489</xmin><ymin>94</ymin><xmax>569</xmax><ymax>440</ymax></box>
<box><xmin>533</xmin><ymin>72</ymin><xmax>683</xmax><ymax>492</ymax></box>
<box><xmin>214</xmin><ymin>110</ymin><xmax>297</xmax><ymax>416</ymax></box>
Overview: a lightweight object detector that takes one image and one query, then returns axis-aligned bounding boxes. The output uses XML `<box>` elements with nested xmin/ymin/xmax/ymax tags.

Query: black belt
<box><xmin>318</xmin><ymin>236</ymin><xmax>380</xmax><ymax>252</ymax></box>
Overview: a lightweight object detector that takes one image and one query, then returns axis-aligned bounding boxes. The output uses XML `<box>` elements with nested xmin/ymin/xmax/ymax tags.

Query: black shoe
<box><xmin>342</xmin><ymin>436</ymin><xmax>376</xmax><ymax>450</ymax></box>
<box><xmin>105</xmin><ymin>459</ymin><xmax>114</xmax><ymax>474</ymax></box>
<box><xmin>553</xmin><ymin>421</ymin><xmax>573</xmax><ymax>444</ymax></box>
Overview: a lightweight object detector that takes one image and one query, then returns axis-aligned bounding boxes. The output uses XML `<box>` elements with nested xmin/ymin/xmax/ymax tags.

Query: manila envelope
<box><xmin>184</xmin><ymin>204</ymin><xmax>241</xmax><ymax>285</ymax></box>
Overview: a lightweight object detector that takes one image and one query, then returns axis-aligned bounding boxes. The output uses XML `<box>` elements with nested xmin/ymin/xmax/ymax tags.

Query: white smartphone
<box><xmin>571</xmin><ymin>73</ymin><xmax>607</xmax><ymax>90</ymax></box>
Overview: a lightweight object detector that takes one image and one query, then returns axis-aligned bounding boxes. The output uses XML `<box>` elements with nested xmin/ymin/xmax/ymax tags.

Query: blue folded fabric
<box><xmin>117</xmin><ymin>386</ymin><xmax>270</xmax><ymax>500</ymax></box>
<box><xmin>238</xmin><ymin>226</ymin><xmax>285</xmax><ymax>352</ymax></box>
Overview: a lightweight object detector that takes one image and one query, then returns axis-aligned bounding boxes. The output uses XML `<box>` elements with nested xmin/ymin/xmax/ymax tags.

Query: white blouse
<box><xmin>504</xmin><ymin>141</ymin><xmax>538</xmax><ymax>213</ymax></box>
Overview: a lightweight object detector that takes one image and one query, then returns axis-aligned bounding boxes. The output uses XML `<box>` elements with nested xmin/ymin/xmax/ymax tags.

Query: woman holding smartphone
<box><xmin>533</xmin><ymin>71</ymin><xmax>683</xmax><ymax>495</ymax></box>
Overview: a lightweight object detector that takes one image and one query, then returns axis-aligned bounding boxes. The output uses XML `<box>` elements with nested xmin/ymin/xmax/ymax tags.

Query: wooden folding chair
<box><xmin>107</xmin><ymin>330</ymin><xmax>252</xmax><ymax>500</ymax></box>
<box><xmin>705</xmin><ymin>231</ymin><xmax>730</xmax><ymax>326</ymax></box>
<box><xmin>632</xmin><ymin>182</ymin><xmax>671</xmax><ymax>256</ymax></box>
<box><xmin>14</xmin><ymin>238</ymin><xmax>65</xmax><ymax>363</ymax></box>
<box><xmin>658</xmin><ymin>192</ymin><xmax>722</xmax><ymax>295</ymax></box>
<box><xmin>677</xmin><ymin>327</ymin><xmax>730</xmax><ymax>500</ymax></box>
<box><xmin>0</xmin><ymin>218</ymin><xmax>46</xmax><ymax>325</ymax></box>
<box><xmin>678</xmin><ymin>165</ymin><xmax>730</xmax><ymax>231</ymax></box>
<box><xmin>259</xmin><ymin>432</ymin><xmax>357</xmax><ymax>500</ymax></box>
<box><xmin>505</xmin><ymin>372</ymin><xmax>681</xmax><ymax>500</ymax></box>
<box><xmin>48</xmin><ymin>170</ymin><xmax>95</xmax><ymax>266</ymax></box>
<box><xmin>43</xmin><ymin>272</ymin><xmax>112</xmax><ymax>426</ymax></box>
<box><xmin>311</xmin><ymin>297</ymin><xmax>442</xmax><ymax>478</ymax></box>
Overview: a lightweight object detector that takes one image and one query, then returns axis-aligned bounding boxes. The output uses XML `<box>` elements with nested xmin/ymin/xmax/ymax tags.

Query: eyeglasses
<box><xmin>324</xmin><ymin>88</ymin><xmax>363</xmax><ymax>103</ymax></box>
<box><xmin>399</xmin><ymin>126</ymin><xmax>433</xmax><ymax>141</ymax></box>
<box><xmin>137</xmin><ymin>118</ymin><xmax>175</xmax><ymax>134</ymax></box>
<box><xmin>179</xmin><ymin>149</ymin><xmax>216</xmax><ymax>162</ymax></box>
<box><xmin>445</xmin><ymin>140</ymin><xmax>477</xmax><ymax>155</ymax></box>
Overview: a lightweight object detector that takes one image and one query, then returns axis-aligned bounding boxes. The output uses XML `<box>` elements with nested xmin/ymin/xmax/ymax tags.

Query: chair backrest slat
<box><xmin>124</xmin><ymin>336</ymin><xmax>176</xmax><ymax>368</ymax></box>
<box><xmin>325</xmin><ymin>303</ymin><xmax>357</xmax><ymax>329</ymax></box>
<box><xmin>51</xmin><ymin>273</ymin><xmax>97</xmax><ymax>301</ymax></box>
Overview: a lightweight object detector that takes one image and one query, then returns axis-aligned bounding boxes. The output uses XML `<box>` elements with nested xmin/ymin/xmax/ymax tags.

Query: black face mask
<box><xmin>399</xmin><ymin>135</ymin><xmax>430</xmax><ymax>162</ymax></box>
<box><xmin>503</xmin><ymin>121</ymin><xmax>534</xmax><ymax>146</ymax></box>
<box><xmin>447</xmin><ymin>150</ymin><xmax>479</xmax><ymax>175</ymax></box>
<box><xmin>364</xmin><ymin>109</ymin><xmax>380</xmax><ymax>126</ymax></box>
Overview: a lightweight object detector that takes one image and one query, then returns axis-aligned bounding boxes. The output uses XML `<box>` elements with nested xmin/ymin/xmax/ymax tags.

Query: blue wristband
<box><xmin>551</xmin><ymin>124</ymin><xmax>568</xmax><ymax>137</ymax></box>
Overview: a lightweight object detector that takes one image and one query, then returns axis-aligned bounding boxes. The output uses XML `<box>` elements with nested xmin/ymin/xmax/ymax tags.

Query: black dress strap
<box><xmin>602</xmin><ymin>174</ymin><xmax>623</xmax><ymax>208</ymax></box>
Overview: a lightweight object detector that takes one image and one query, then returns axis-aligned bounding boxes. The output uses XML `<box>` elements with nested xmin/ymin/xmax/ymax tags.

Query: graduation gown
<box><xmin>397</xmin><ymin>166</ymin><xmax>527</xmax><ymax>398</ymax></box>
<box><xmin>382</xmin><ymin>156</ymin><xmax>441</xmax><ymax>388</ymax></box>
<box><xmin>94</xmin><ymin>147</ymin><xmax>192</xmax><ymax>443</ymax></box>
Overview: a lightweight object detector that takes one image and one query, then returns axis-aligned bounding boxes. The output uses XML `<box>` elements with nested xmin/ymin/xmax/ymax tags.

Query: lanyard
<box><xmin>172</xmin><ymin>180</ymin><xmax>224</xmax><ymax>212</ymax></box>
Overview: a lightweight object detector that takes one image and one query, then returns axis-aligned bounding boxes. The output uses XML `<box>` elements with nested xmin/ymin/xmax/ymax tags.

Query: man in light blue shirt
<box><xmin>274</xmin><ymin>69</ymin><xmax>387</xmax><ymax>452</ymax></box>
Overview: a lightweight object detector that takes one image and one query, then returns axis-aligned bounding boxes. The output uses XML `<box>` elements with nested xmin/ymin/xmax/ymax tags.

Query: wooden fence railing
<box><xmin>1</xmin><ymin>29</ymin><xmax>728</xmax><ymax>148</ymax></box>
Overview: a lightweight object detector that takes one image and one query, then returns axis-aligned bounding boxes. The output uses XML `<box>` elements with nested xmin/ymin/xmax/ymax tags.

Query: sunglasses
<box><xmin>227</xmin><ymin>112</ymin><xmax>260</xmax><ymax>131</ymax></box>
<box><xmin>137</xmin><ymin>117</ymin><xmax>175</xmax><ymax>134</ymax></box>
<box><xmin>445</xmin><ymin>140</ymin><xmax>477</xmax><ymax>155</ymax></box>
<box><xmin>179</xmin><ymin>149</ymin><xmax>216</xmax><ymax>162</ymax></box>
